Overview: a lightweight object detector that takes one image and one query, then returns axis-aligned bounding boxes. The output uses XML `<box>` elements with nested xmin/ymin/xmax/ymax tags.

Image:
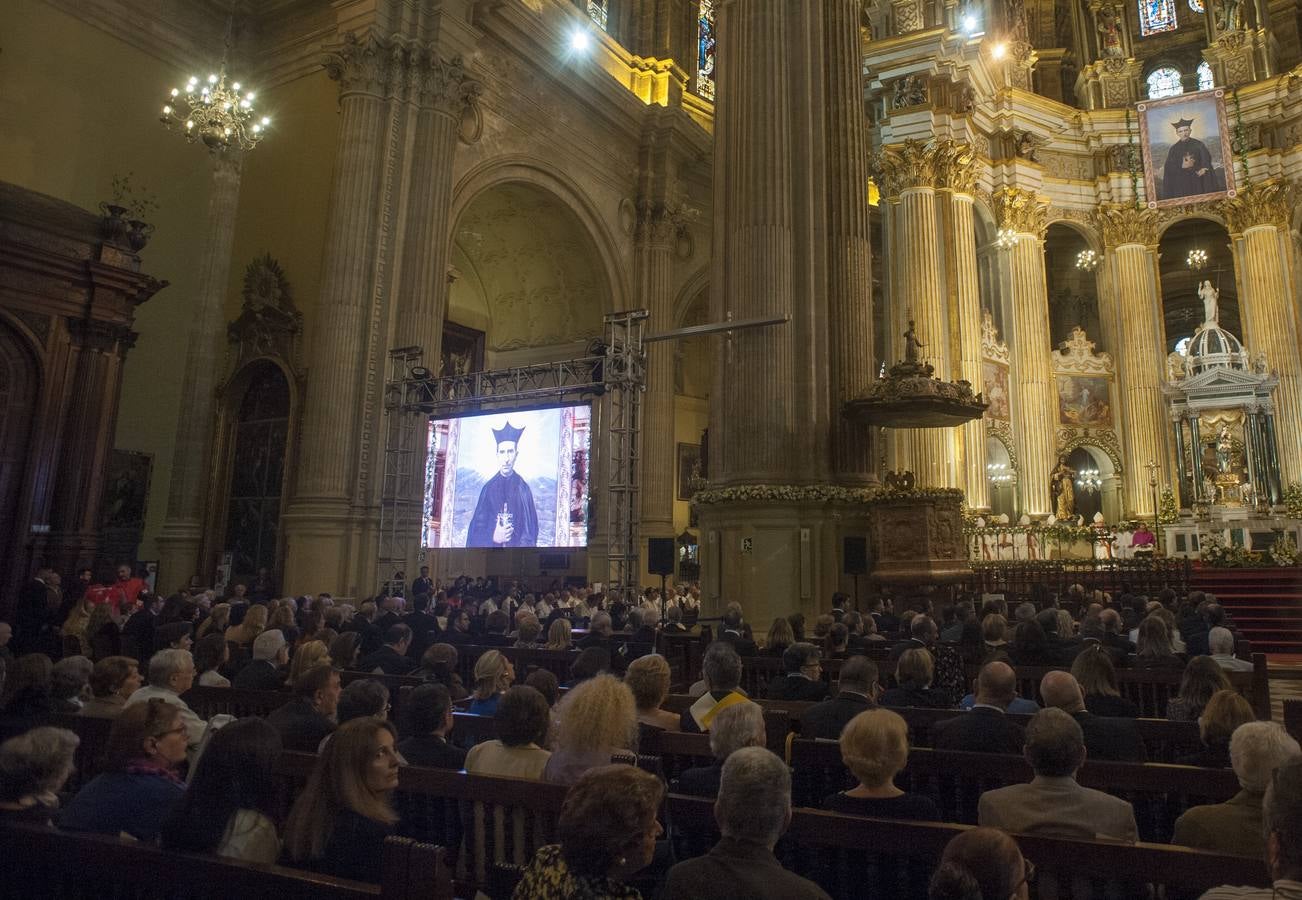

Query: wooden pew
<box><xmin>665</xmin><ymin>793</ymin><xmax>1267</xmax><ymax>900</ymax></box>
<box><xmin>0</xmin><ymin>822</ymin><xmax>451</xmax><ymax>900</ymax></box>
<box><xmin>183</xmin><ymin>684</ymin><xmax>287</xmax><ymax>719</ymax></box>
<box><xmin>788</xmin><ymin>738</ymin><xmax>1240</xmax><ymax>842</ymax></box>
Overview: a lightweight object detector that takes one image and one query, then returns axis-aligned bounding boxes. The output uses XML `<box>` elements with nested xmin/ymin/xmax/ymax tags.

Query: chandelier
<box><xmin>1075</xmin><ymin>468</ymin><xmax>1103</xmax><ymax>495</ymax></box>
<box><xmin>1075</xmin><ymin>249</ymin><xmax>1099</xmax><ymax>271</ymax></box>
<box><xmin>987</xmin><ymin>462</ymin><xmax>1014</xmax><ymax>485</ymax></box>
<box><xmin>159</xmin><ymin>19</ymin><xmax>268</xmax><ymax>152</ymax></box>
<box><xmin>995</xmin><ymin>227</ymin><xmax>1018</xmax><ymax>251</ymax></box>
<box><xmin>1186</xmin><ymin>248</ymin><xmax>1208</xmax><ymax>270</ymax></box>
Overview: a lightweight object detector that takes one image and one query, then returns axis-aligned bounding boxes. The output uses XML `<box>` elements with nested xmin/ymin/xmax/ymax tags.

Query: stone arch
<box><xmin>1057</xmin><ymin>433</ymin><xmax>1122</xmax><ymax>473</ymax></box>
<box><xmin>672</xmin><ymin>264</ymin><xmax>710</xmax><ymax>327</ymax></box>
<box><xmin>1056</xmin><ymin>435</ymin><xmax>1123</xmax><ymax>522</ymax></box>
<box><xmin>1157</xmin><ymin>209</ymin><xmax>1228</xmax><ymax>239</ymax></box>
<box><xmin>1044</xmin><ymin>217</ymin><xmax>1102</xmax><ymax>253</ymax></box>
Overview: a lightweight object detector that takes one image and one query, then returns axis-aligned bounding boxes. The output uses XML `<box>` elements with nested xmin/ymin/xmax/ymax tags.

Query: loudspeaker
<box><xmin>843</xmin><ymin>536</ymin><xmax>869</xmax><ymax>576</ymax></box>
<box><xmin>648</xmin><ymin>538</ymin><xmax>676</xmax><ymax>576</ymax></box>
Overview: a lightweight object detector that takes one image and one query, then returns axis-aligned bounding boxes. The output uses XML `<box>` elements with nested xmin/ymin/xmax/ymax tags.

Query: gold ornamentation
<box><xmin>987</xmin><ymin>420</ymin><xmax>1020</xmax><ymax>473</ymax></box>
<box><xmin>1057</xmin><ymin>430</ymin><xmax>1124</xmax><ymax>474</ymax></box>
<box><xmin>1054</xmin><ymin>326</ymin><xmax>1114</xmax><ymax>375</ymax></box>
<box><xmin>992</xmin><ymin>186</ymin><xmax>1047</xmax><ymax>238</ymax></box>
<box><xmin>933</xmin><ymin>141</ymin><xmax>979</xmax><ymax>194</ymax></box>
<box><xmin>1095</xmin><ymin>203</ymin><xmax>1161</xmax><ymax>248</ymax></box>
<box><xmin>1217</xmin><ymin>180</ymin><xmax>1295</xmax><ymax>233</ymax></box>
<box><xmin>872</xmin><ymin>139</ymin><xmax>937</xmax><ymax>196</ymax></box>
<box><xmin>981</xmin><ymin>310</ymin><xmax>1010</xmax><ymax>363</ymax></box>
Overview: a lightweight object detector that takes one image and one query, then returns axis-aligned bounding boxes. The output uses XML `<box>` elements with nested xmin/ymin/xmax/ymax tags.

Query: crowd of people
<box><xmin>0</xmin><ymin>566</ymin><xmax>1294</xmax><ymax>899</ymax></box>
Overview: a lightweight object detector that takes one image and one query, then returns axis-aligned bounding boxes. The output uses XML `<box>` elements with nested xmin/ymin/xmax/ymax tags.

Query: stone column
<box><xmin>1097</xmin><ymin>204</ymin><xmax>1167</xmax><ymax>518</ymax></box>
<box><xmin>1189</xmin><ymin>414</ymin><xmax>1204</xmax><ymax>500</ymax></box>
<box><xmin>1221</xmin><ymin>181</ymin><xmax>1302</xmax><ymax>484</ymax></box>
<box><xmin>994</xmin><ymin>188</ymin><xmax>1054</xmax><ymax>517</ymax></box>
<box><xmin>156</xmin><ymin>152</ymin><xmax>242</xmax><ymax>592</ymax></box>
<box><xmin>636</xmin><ymin>202</ymin><xmax>677</xmax><ymax>550</ymax></box>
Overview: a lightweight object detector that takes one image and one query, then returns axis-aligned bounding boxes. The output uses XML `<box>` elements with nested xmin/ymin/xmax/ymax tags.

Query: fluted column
<box><xmin>636</xmin><ymin>204</ymin><xmax>677</xmax><ymax>541</ymax></box>
<box><xmin>995</xmin><ymin>187</ymin><xmax>1054</xmax><ymax>517</ymax></box>
<box><xmin>156</xmin><ymin>152</ymin><xmax>242</xmax><ymax>592</ymax></box>
<box><xmin>1097</xmin><ymin>204</ymin><xmax>1166</xmax><ymax>518</ymax></box>
<box><xmin>1221</xmin><ymin>182</ymin><xmax>1302</xmax><ymax>485</ymax></box>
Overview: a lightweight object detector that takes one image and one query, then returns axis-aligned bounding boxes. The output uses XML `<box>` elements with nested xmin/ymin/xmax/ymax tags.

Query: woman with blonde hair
<box><xmin>624</xmin><ymin>654</ymin><xmax>679</xmax><ymax>732</ymax></box>
<box><xmin>196</xmin><ymin>603</ymin><xmax>231</xmax><ymax>641</ymax></box>
<box><xmin>225</xmin><ymin>604</ymin><xmax>268</xmax><ymax>648</ymax></box>
<box><xmin>289</xmin><ymin>640</ymin><xmax>333</xmax><ymax>686</ymax></box>
<box><xmin>61</xmin><ymin>595</ymin><xmax>97</xmax><ymax>656</ymax></box>
<box><xmin>283</xmin><ymin>718</ymin><xmax>400</xmax><ymax>883</ymax></box>
<box><xmin>1177</xmin><ymin>689</ymin><xmax>1255</xmax><ymax>768</ymax></box>
<box><xmin>543</xmin><ymin>673</ymin><xmax>639</xmax><ymax>785</ymax></box>
<box><xmin>468</xmin><ymin>650</ymin><xmax>514</xmax><ymax>717</ymax></box>
<box><xmin>824</xmin><ymin>708</ymin><xmax>939</xmax><ymax>820</ymax></box>
<box><xmin>1055</xmin><ymin>608</ymin><xmax>1076</xmax><ymax>640</ymax></box>
<box><xmin>267</xmin><ymin>601</ymin><xmax>296</xmax><ymax>632</ymax></box>
<box><xmin>545</xmin><ymin>618</ymin><xmax>573</xmax><ymax>651</ymax></box>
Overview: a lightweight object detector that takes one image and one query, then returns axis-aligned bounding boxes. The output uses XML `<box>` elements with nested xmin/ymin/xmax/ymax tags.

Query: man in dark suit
<box><xmin>800</xmin><ymin>656</ymin><xmax>878</xmax><ymax>740</ymax></box>
<box><xmin>396</xmin><ymin>683</ymin><xmax>466</xmax><ymax>769</ymax></box>
<box><xmin>1040</xmin><ymin>670</ymin><xmax>1146</xmax><ymax>762</ymax></box>
<box><xmin>718</xmin><ymin>609</ymin><xmax>758</xmax><ymax>657</ymax></box>
<box><xmin>403</xmin><ymin>594</ymin><xmax>440</xmax><ymax>661</ymax></box>
<box><xmin>869</xmin><ymin>597</ymin><xmax>899</xmax><ymax>637</ymax></box>
<box><xmin>681</xmin><ymin>642</ymin><xmax>748</xmax><ymax>734</ymax></box>
<box><xmin>14</xmin><ymin>568</ymin><xmax>62</xmax><ymax>657</ymax></box>
<box><xmin>766</xmin><ymin>643</ymin><xmax>829</xmax><ymax>702</ymax></box>
<box><xmin>1035</xmin><ymin>608</ymin><xmax>1082</xmax><ymax>667</ymax></box>
<box><xmin>232</xmin><ymin>629</ymin><xmax>289</xmax><ymax>690</ymax></box>
<box><xmin>934</xmin><ymin>660</ymin><xmax>1025</xmax><ymax>754</ymax></box>
<box><xmin>268</xmin><ymin>663</ymin><xmax>341</xmax><ymax>752</ymax></box>
<box><xmin>1099</xmin><ymin>609</ymin><xmax>1136</xmax><ymax>660</ymax></box>
<box><xmin>359</xmin><ymin>624</ymin><xmax>418</xmax><ymax>675</ymax></box>
<box><xmin>374</xmin><ymin>595</ymin><xmax>403</xmax><ymax>634</ymax></box>
<box><xmin>889</xmin><ymin>615</ymin><xmax>937</xmax><ymax>660</ymax></box>
<box><xmin>665</xmin><ymin>747</ymin><xmax>832</xmax><ymax>900</ymax></box>
<box><xmin>410</xmin><ymin>566</ymin><xmax>435</xmax><ymax>604</ymax></box>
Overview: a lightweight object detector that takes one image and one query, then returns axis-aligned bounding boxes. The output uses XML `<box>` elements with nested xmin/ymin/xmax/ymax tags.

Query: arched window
<box><xmin>1147</xmin><ymin>66</ymin><xmax>1184</xmax><ymax>98</ymax></box>
<box><xmin>224</xmin><ymin>364</ymin><xmax>290</xmax><ymax>579</ymax></box>
<box><xmin>587</xmin><ymin>0</ymin><xmax>608</xmax><ymax>30</ymax></box>
<box><xmin>1139</xmin><ymin>0</ymin><xmax>1178</xmax><ymax>34</ymax></box>
<box><xmin>1197</xmin><ymin>60</ymin><xmax>1215</xmax><ymax>90</ymax></box>
<box><xmin>696</xmin><ymin>0</ymin><xmax>717</xmax><ymax>100</ymax></box>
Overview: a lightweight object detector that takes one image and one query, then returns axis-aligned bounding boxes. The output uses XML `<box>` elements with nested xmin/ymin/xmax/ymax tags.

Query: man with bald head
<box><xmin>1040</xmin><ymin>670</ymin><xmax>1146</xmax><ymax>762</ymax></box>
<box><xmin>934</xmin><ymin>661</ymin><xmax>1025</xmax><ymax>754</ymax></box>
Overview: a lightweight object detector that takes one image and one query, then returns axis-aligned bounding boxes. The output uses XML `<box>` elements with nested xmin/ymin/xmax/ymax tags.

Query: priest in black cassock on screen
<box><xmin>1159</xmin><ymin>117</ymin><xmax>1217</xmax><ymax>200</ymax></box>
<box><xmin>467</xmin><ymin>421</ymin><xmax>539</xmax><ymax>548</ymax></box>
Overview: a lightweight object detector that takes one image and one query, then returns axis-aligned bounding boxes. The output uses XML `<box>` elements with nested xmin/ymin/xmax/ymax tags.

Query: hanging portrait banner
<box><xmin>1137</xmin><ymin>89</ymin><xmax>1237</xmax><ymax>208</ymax></box>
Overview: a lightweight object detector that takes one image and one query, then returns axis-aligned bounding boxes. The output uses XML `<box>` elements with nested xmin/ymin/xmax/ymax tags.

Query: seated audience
<box><xmin>578</xmin><ymin>612</ymin><xmax>615</xmax><ymax>651</ymax></box>
<box><xmin>801</xmin><ymin>655</ymin><xmax>879</xmax><ymax>740</ymax></box>
<box><xmin>155</xmin><ymin>621</ymin><xmax>194</xmax><ymax>652</ymax></box>
<box><xmin>2</xmin><ymin>653</ymin><xmax>54</xmax><ymax>717</ymax></box>
<box><xmin>465</xmin><ymin>685</ymin><xmax>552</xmax><ymax>780</ymax></box>
<box><xmin>978</xmin><ymin>707</ymin><xmax>1138</xmax><ymax>842</ymax></box>
<box><xmin>681</xmin><ymin>642</ymin><xmax>748</xmax><ymax>734</ymax></box>
<box><xmin>824</xmin><ymin>708</ymin><xmax>940</xmax><ymax>820</ymax></box>
<box><xmin>283</xmin><ymin>717</ymin><xmax>400</xmax><ymax>883</ymax></box>
<box><xmin>267</xmin><ymin>663</ymin><xmax>341</xmax><ymax>752</ymax></box>
<box><xmin>981</xmin><ymin>614</ymin><xmax>1009</xmax><ymax>658</ymax></box>
<box><xmin>225</xmin><ymin>604</ymin><xmax>268</xmax><ymax>656</ymax></box>
<box><xmin>662</xmin><ymin>605</ymin><xmax>688</xmax><ymax>634</ymax></box>
<box><xmin>1173</xmin><ymin>721</ymin><xmax>1301</xmax><ymax>857</ymax></box>
<box><xmin>762</xmin><ymin>617</ymin><xmax>795</xmax><ymax>657</ymax></box>
<box><xmin>193</xmin><ymin>633</ymin><xmax>231</xmax><ymax>687</ymax></box>
<box><xmin>515</xmin><ymin>765</ymin><xmax>665</xmax><ymax>900</ymax></box>
<box><xmin>80</xmin><ymin>656</ymin><xmax>142</xmax><ymax>719</ymax></box>
<box><xmin>0</xmin><ymin>726</ymin><xmax>79</xmax><ymax>826</ymax></box>
<box><xmin>232</xmin><ymin>629</ymin><xmax>289</xmax><ymax>691</ymax></box>
<box><xmin>544</xmin><ymin>674</ymin><xmax>638</xmax><ymax>784</ymax></box>
<box><xmin>288</xmin><ymin>639</ymin><xmax>332</xmax><ymax>685</ymax></box>
<box><xmin>513</xmin><ymin>618</ymin><xmax>543</xmax><ymax>649</ymax></box>
<box><xmin>625</xmin><ymin>653</ymin><xmax>680</xmax><ymax>732</ymax></box>
<box><xmin>525</xmin><ymin>669</ymin><xmax>560</xmax><ymax>707</ymax></box>
<box><xmin>1132</xmin><ymin>615</ymin><xmax>1185</xmax><ymax>670</ymax></box>
<box><xmin>675</xmin><ymin>700</ymin><xmax>766</xmax><ymax>797</ymax></box>
<box><xmin>1210</xmin><ymin>626</ymin><xmax>1253</xmax><ymax>672</ymax></box>
<box><xmin>417</xmin><ymin>643</ymin><xmax>468</xmax><ymax>700</ymax></box>
<box><xmin>335</xmin><ymin>679</ymin><xmax>390</xmax><ymax>728</ymax></box>
<box><xmin>163</xmin><ymin>717</ymin><xmax>283</xmax><ymax>863</ymax></box>
<box><xmin>934</xmin><ymin>661</ymin><xmax>1026</xmax><ymax>754</ymax></box>
<box><xmin>125</xmin><ymin>648</ymin><xmax>206</xmax><ymax>757</ymax></box>
<box><xmin>1039</xmin><ymin>670</ymin><xmax>1145</xmax><ymax>762</ymax></box>
<box><xmin>568</xmin><ymin>647</ymin><xmax>611</xmax><ymax>688</ymax></box>
<box><xmin>880</xmin><ymin>648</ymin><xmax>951</xmax><ymax>709</ymax></box>
<box><xmin>1167</xmin><ymin>655</ymin><xmax>1232</xmax><ymax>721</ymax></box>
<box><xmin>59</xmin><ymin>699</ymin><xmax>188</xmax><ymax>841</ymax></box>
<box><xmin>358</xmin><ymin>624</ymin><xmax>418</xmax><ymax>675</ymax></box>
<box><xmin>1201</xmin><ymin>759</ymin><xmax>1302</xmax><ymax>899</ymax></box>
<box><xmin>49</xmin><ymin>655</ymin><xmax>92</xmax><ymax>712</ymax></box>
<box><xmin>766</xmin><ymin>642</ymin><xmax>830</xmax><ymax>702</ymax></box>
<box><xmin>718</xmin><ymin>609</ymin><xmax>758</xmax><ymax>656</ymax></box>
<box><xmin>665</xmin><ymin>747</ymin><xmax>831</xmax><ymax>900</ymax></box>
<box><xmin>1071</xmin><ymin>645</ymin><xmax>1139</xmax><ymax>717</ymax></box>
<box><xmin>329</xmin><ymin>631</ymin><xmax>363</xmax><ymax>670</ymax></box>
<box><xmin>1177</xmin><ymin>689</ymin><xmax>1255</xmax><ymax>768</ymax></box>
<box><xmin>546</xmin><ymin>618</ymin><xmax>574</xmax><ymax>650</ymax></box>
<box><xmin>889</xmin><ymin>615</ymin><xmax>938</xmax><ymax>660</ymax></box>
<box><xmin>929</xmin><ymin>827</ymin><xmax>1032</xmax><ymax>900</ymax></box>
<box><xmin>1007</xmin><ymin>620</ymin><xmax>1055</xmax><ymax>668</ymax></box>
<box><xmin>468</xmin><ymin>649</ymin><xmax>515</xmax><ymax>716</ymax></box>
<box><xmin>397</xmin><ymin>683</ymin><xmax>465</xmax><ymax>770</ymax></box>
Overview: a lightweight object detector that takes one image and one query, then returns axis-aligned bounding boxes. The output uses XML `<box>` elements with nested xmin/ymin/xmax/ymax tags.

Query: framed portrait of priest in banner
<box><xmin>1138</xmin><ymin>89</ymin><xmax>1237</xmax><ymax>208</ymax></box>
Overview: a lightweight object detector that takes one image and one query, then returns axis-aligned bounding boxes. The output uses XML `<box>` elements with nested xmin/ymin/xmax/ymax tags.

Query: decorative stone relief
<box><xmin>228</xmin><ymin>253</ymin><xmax>303</xmax><ymax>373</ymax></box>
<box><xmin>992</xmin><ymin>186</ymin><xmax>1047</xmax><ymax>237</ymax></box>
<box><xmin>891</xmin><ymin>73</ymin><xmax>930</xmax><ymax>109</ymax></box>
<box><xmin>323</xmin><ymin>31</ymin><xmax>482</xmax><ymax>122</ymax></box>
<box><xmin>1054</xmin><ymin>326</ymin><xmax>1114</xmax><ymax>375</ymax></box>
<box><xmin>1038</xmin><ymin>151</ymin><xmax>1095</xmax><ymax>181</ymax></box>
<box><xmin>981</xmin><ymin>310</ymin><xmax>1010</xmax><ymax>363</ymax></box>
<box><xmin>1056</xmin><ymin>429</ymin><xmax>1124</xmax><ymax>473</ymax></box>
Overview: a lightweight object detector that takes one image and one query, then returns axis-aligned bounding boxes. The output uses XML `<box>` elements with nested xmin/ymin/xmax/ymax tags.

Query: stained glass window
<box><xmin>1147</xmin><ymin>66</ymin><xmax>1184</xmax><ymax>98</ymax></box>
<box><xmin>1139</xmin><ymin>0</ymin><xmax>1178</xmax><ymax>34</ymax></box>
<box><xmin>1188</xmin><ymin>0</ymin><xmax>1205</xmax><ymax>12</ymax></box>
<box><xmin>587</xmin><ymin>0</ymin><xmax>608</xmax><ymax>30</ymax></box>
<box><xmin>696</xmin><ymin>0</ymin><xmax>716</xmax><ymax>101</ymax></box>
<box><xmin>1197</xmin><ymin>60</ymin><xmax>1214</xmax><ymax>89</ymax></box>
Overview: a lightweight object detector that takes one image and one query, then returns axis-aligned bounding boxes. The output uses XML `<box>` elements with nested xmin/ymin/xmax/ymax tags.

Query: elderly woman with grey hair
<box><xmin>0</xmin><ymin>726</ymin><xmax>80</xmax><ymax>826</ymax></box>
<box><xmin>674</xmin><ymin>701</ymin><xmax>766</xmax><ymax>797</ymax></box>
<box><xmin>1174</xmin><ymin>720</ymin><xmax>1301</xmax><ymax>857</ymax></box>
<box><xmin>50</xmin><ymin>656</ymin><xmax>94</xmax><ymax>712</ymax></box>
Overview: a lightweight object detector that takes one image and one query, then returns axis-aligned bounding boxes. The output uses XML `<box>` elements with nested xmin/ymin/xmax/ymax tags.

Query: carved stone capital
<box><xmin>324</xmin><ymin>31</ymin><xmax>481</xmax><ymax>118</ymax></box>
<box><xmin>873</xmin><ymin>139</ymin><xmax>978</xmax><ymax>196</ymax></box>
<box><xmin>67</xmin><ymin>317</ymin><xmax>132</xmax><ymax>354</ymax></box>
<box><xmin>934</xmin><ymin>141</ymin><xmax>980</xmax><ymax>194</ymax></box>
<box><xmin>1217</xmin><ymin>180</ymin><xmax>1295</xmax><ymax>233</ymax></box>
<box><xmin>1095</xmin><ymin>203</ymin><xmax>1161</xmax><ymax>248</ymax></box>
<box><xmin>992</xmin><ymin>186</ymin><xmax>1047</xmax><ymax>238</ymax></box>
<box><xmin>634</xmin><ymin>200</ymin><xmax>676</xmax><ymax>248</ymax></box>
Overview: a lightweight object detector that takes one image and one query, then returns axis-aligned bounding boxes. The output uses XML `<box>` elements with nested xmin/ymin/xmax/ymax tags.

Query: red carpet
<box><xmin>1192</xmin><ymin>566</ymin><xmax>1302</xmax><ymax>654</ymax></box>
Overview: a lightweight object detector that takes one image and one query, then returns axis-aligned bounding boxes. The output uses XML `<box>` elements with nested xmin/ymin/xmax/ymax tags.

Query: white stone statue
<box><xmin>1198</xmin><ymin>280</ymin><xmax>1219</xmax><ymax>327</ymax></box>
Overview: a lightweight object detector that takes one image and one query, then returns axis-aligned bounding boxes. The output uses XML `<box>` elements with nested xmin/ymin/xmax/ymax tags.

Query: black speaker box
<box><xmin>647</xmin><ymin>537</ymin><xmax>676</xmax><ymax>576</ymax></box>
<box><xmin>843</xmin><ymin>536</ymin><xmax>868</xmax><ymax>575</ymax></box>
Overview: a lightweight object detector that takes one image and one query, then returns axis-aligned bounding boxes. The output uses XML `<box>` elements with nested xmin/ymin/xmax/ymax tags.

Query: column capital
<box><xmin>324</xmin><ymin>31</ymin><xmax>481</xmax><ymax>118</ymax></box>
<box><xmin>872</xmin><ymin>139</ymin><xmax>977</xmax><ymax>197</ymax></box>
<box><xmin>992</xmin><ymin>186</ymin><xmax>1047</xmax><ymax>238</ymax></box>
<box><xmin>1217</xmin><ymin>180</ymin><xmax>1295</xmax><ymax>233</ymax></box>
<box><xmin>1095</xmin><ymin>203</ymin><xmax>1161</xmax><ymax>248</ymax></box>
<box><xmin>634</xmin><ymin>200</ymin><xmax>678</xmax><ymax>248</ymax></box>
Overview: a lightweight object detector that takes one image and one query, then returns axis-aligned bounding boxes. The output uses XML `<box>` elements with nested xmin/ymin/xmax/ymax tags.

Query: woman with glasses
<box><xmin>929</xmin><ymin>827</ymin><xmax>1032</xmax><ymax>900</ymax></box>
<box><xmin>58</xmin><ymin>699</ymin><xmax>188</xmax><ymax>841</ymax></box>
<box><xmin>283</xmin><ymin>717</ymin><xmax>402</xmax><ymax>883</ymax></box>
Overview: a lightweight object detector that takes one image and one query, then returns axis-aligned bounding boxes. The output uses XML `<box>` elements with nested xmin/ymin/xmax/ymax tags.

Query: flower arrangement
<box><xmin>1201</xmin><ymin>532</ymin><xmax>1258</xmax><ymax>568</ymax></box>
<box><xmin>1268</xmin><ymin>532</ymin><xmax>1300</xmax><ymax>567</ymax></box>
<box><xmin>1285</xmin><ymin>482</ymin><xmax>1302</xmax><ymax>520</ymax></box>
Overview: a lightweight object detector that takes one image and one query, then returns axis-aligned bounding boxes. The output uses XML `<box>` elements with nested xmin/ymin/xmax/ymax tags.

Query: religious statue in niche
<box><xmin>1049</xmin><ymin>455</ymin><xmax>1077</xmax><ymax>519</ymax></box>
<box><xmin>1096</xmin><ymin>5</ymin><xmax>1125</xmax><ymax>57</ymax></box>
<box><xmin>892</xmin><ymin>74</ymin><xmax>928</xmax><ymax>109</ymax></box>
<box><xmin>1215</xmin><ymin>0</ymin><xmax>1243</xmax><ymax>31</ymax></box>
<box><xmin>440</xmin><ymin>321</ymin><xmax>485</xmax><ymax>378</ymax></box>
<box><xmin>1216</xmin><ymin>422</ymin><xmax>1235</xmax><ymax>474</ymax></box>
<box><xmin>1198</xmin><ymin>280</ymin><xmax>1219</xmax><ymax>328</ymax></box>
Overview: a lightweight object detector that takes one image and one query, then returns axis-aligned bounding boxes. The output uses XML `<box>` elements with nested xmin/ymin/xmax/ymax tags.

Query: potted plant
<box><xmin>100</xmin><ymin>173</ymin><xmax>158</xmax><ymax>250</ymax></box>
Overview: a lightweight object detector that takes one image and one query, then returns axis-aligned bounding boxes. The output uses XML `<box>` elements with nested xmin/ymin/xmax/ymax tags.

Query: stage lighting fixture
<box><xmin>410</xmin><ymin>366</ymin><xmax>432</xmax><ymax>380</ymax></box>
<box><xmin>570</xmin><ymin>29</ymin><xmax>592</xmax><ymax>52</ymax></box>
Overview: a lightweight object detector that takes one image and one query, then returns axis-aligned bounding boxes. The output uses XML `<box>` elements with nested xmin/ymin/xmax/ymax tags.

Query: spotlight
<box><xmin>991</xmin><ymin>42</ymin><xmax>1007</xmax><ymax>59</ymax></box>
<box><xmin>569</xmin><ymin>29</ymin><xmax>592</xmax><ymax>52</ymax></box>
<box><xmin>962</xmin><ymin>14</ymin><xmax>978</xmax><ymax>33</ymax></box>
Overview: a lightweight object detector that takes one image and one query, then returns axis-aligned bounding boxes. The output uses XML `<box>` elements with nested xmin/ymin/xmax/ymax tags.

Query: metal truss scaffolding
<box><xmin>378</xmin><ymin>310</ymin><xmax>649</xmax><ymax>594</ymax></box>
